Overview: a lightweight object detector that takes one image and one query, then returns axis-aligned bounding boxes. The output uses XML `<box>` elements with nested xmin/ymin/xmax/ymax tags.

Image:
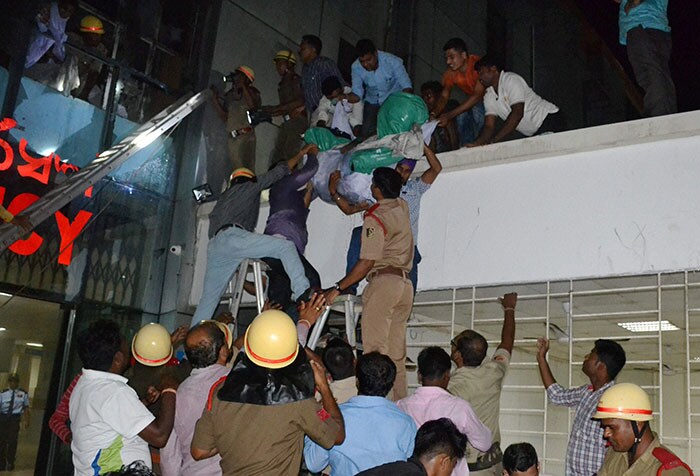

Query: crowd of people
<box><xmin>1</xmin><ymin>2</ymin><xmax>687</xmax><ymax>475</ymax></box>
<box><xmin>39</xmin><ymin>294</ymin><xmax>693</xmax><ymax>476</ymax></box>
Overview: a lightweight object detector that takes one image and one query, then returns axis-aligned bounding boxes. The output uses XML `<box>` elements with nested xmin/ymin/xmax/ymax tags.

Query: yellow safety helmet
<box><xmin>244</xmin><ymin>310</ymin><xmax>299</xmax><ymax>369</ymax></box>
<box><xmin>236</xmin><ymin>65</ymin><xmax>255</xmax><ymax>83</ymax></box>
<box><xmin>230</xmin><ymin>167</ymin><xmax>255</xmax><ymax>182</ymax></box>
<box><xmin>132</xmin><ymin>323</ymin><xmax>173</xmax><ymax>367</ymax></box>
<box><xmin>274</xmin><ymin>50</ymin><xmax>297</xmax><ymax>65</ymax></box>
<box><xmin>200</xmin><ymin>319</ymin><xmax>234</xmax><ymax>349</ymax></box>
<box><xmin>80</xmin><ymin>16</ymin><xmax>105</xmax><ymax>35</ymax></box>
<box><xmin>593</xmin><ymin>382</ymin><xmax>654</xmax><ymax>421</ymax></box>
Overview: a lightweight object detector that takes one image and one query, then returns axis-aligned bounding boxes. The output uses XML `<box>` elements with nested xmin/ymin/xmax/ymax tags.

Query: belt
<box><xmin>215</xmin><ymin>223</ymin><xmax>245</xmax><ymax>236</ymax></box>
<box><xmin>368</xmin><ymin>266</ymin><xmax>409</xmax><ymax>281</ymax></box>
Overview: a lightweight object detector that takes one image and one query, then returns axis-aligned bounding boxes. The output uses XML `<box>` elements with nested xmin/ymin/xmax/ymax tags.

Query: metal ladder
<box><xmin>221</xmin><ymin>258</ymin><xmax>268</xmax><ymax>338</ymax></box>
<box><xmin>307</xmin><ymin>294</ymin><xmax>363</xmax><ymax>351</ymax></box>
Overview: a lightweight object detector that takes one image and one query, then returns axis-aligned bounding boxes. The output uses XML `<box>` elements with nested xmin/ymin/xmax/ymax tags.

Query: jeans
<box><xmin>454</xmin><ymin>102</ymin><xmax>485</xmax><ymax>145</ymax></box>
<box><xmin>191</xmin><ymin>227</ymin><xmax>309</xmax><ymax>325</ymax></box>
<box><xmin>346</xmin><ymin>226</ymin><xmax>421</xmax><ymax>294</ymax></box>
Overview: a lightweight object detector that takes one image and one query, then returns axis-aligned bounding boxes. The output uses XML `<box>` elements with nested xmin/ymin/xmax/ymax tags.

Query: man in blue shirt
<box><xmin>304</xmin><ymin>352</ymin><xmax>417</xmax><ymax>475</ymax></box>
<box><xmin>0</xmin><ymin>374</ymin><xmax>30</xmax><ymax>471</ymax></box>
<box><xmin>615</xmin><ymin>0</ymin><xmax>676</xmax><ymax>116</ymax></box>
<box><xmin>348</xmin><ymin>39</ymin><xmax>413</xmax><ymax>138</ymax></box>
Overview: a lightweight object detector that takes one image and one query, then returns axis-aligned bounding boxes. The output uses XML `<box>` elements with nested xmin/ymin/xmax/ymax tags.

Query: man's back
<box><xmin>193</xmin><ymin>395</ymin><xmax>338</xmax><ymax>476</ymax></box>
<box><xmin>69</xmin><ymin>369</ymin><xmax>155</xmax><ymax>475</ymax></box>
<box><xmin>304</xmin><ymin>395</ymin><xmax>417</xmax><ymax>475</ymax></box>
<box><xmin>448</xmin><ymin>348</ymin><xmax>510</xmax><ymax>458</ymax></box>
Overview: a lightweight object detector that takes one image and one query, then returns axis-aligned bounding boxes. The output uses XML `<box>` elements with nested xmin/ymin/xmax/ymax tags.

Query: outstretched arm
<box><xmin>536</xmin><ymin>337</ymin><xmax>557</xmax><ymax>388</ymax></box>
<box><xmin>420</xmin><ymin>144</ymin><xmax>443</xmax><ymax>185</ymax></box>
<box><xmin>496</xmin><ymin>292</ymin><xmax>517</xmax><ymax>354</ymax></box>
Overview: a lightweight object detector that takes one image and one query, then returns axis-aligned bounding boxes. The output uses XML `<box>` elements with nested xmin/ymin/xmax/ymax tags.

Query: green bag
<box><xmin>303</xmin><ymin>127</ymin><xmax>350</xmax><ymax>151</ymax></box>
<box><xmin>377</xmin><ymin>92</ymin><xmax>429</xmax><ymax>138</ymax></box>
<box><xmin>351</xmin><ymin>147</ymin><xmax>402</xmax><ymax>174</ymax></box>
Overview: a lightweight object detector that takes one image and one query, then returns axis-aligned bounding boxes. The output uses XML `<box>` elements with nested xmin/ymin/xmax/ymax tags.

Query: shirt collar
<box><xmin>414</xmin><ymin>385</ymin><xmax>450</xmax><ymax>396</ymax></box>
<box><xmin>348</xmin><ymin>395</ymin><xmax>393</xmax><ymax>407</ymax></box>
<box><xmin>81</xmin><ymin>368</ymin><xmax>128</xmax><ymax>384</ymax></box>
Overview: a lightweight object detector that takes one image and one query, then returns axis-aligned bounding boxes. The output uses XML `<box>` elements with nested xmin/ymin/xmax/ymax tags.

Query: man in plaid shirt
<box><xmin>536</xmin><ymin>338</ymin><xmax>626</xmax><ymax>476</ymax></box>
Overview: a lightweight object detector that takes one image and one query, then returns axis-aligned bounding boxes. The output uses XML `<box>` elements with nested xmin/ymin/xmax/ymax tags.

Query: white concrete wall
<box><xmin>303</xmin><ymin>111</ymin><xmax>700</xmax><ymax>290</ymax></box>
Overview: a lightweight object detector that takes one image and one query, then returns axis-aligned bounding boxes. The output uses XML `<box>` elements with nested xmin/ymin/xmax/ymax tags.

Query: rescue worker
<box><xmin>68</xmin><ymin>16</ymin><xmax>109</xmax><ymax>104</ymax></box>
<box><xmin>593</xmin><ymin>383</ymin><xmax>693</xmax><ymax>475</ymax></box>
<box><xmin>324</xmin><ymin>167</ymin><xmax>414</xmax><ymax>400</ymax></box>
<box><xmin>211</xmin><ymin>66</ymin><xmax>261</xmax><ymax>170</ymax></box>
<box><xmin>0</xmin><ymin>374</ymin><xmax>30</xmax><ymax>471</ymax></box>
<box><xmin>191</xmin><ymin>310</ymin><xmax>345</xmax><ymax>476</ymax></box>
<box><xmin>126</xmin><ymin>323</ymin><xmax>189</xmax><ymax>474</ymax></box>
<box><xmin>262</xmin><ymin>50</ymin><xmax>308</xmax><ymax>167</ymax></box>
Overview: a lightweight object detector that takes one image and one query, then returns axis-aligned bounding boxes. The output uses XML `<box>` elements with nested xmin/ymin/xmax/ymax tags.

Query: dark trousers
<box><xmin>627</xmin><ymin>26</ymin><xmax>677</xmax><ymax>117</ymax></box>
<box><xmin>263</xmin><ymin>254</ymin><xmax>321</xmax><ymax>319</ymax></box>
<box><xmin>536</xmin><ymin>110</ymin><xmax>567</xmax><ymax>135</ymax></box>
<box><xmin>360</xmin><ymin>102</ymin><xmax>380</xmax><ymax>139</ymax></box>
<box><xmin>346</xmin><ymin>225</ymin><xmax>421</xmax><ymax>294</ymax></box>
<box><xmin>0</xmin><ymin>415</ymin><xmax>21</xmax><ymax>469</ymax></box>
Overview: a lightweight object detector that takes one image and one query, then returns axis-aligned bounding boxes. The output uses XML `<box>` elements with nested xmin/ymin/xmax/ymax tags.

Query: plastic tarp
<box><xmin>377</xmin><ymin>92</ymin><xmax>429</xmax><ymax>138</ymax></box>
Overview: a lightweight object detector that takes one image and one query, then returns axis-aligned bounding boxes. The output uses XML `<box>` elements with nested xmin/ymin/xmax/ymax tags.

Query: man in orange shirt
<box><xmin>433</xmin><ymin>38</ymin><xmax>486</xmax><ymax>146</ymax></box>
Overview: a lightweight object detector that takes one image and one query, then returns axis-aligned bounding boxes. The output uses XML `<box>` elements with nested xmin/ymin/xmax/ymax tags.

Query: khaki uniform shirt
<box><xmin>278</xmin><ymin>72</ymin><xmax>304</xmax><ymax>118</ymax></box>
<box><xmin>225</xmin><ymin>87</ymin><xmax>260</xmax><ymax>132</ymax></box>
<box><xmin>360</xmin><ymin>199</ymin><xmax>414</xmax><ymax>272</ymax></box>
<box><xmin>192</xmin><ymin>394</ymin><xmax>339</xmax><ymax>476</ymax></box>
<box><xmin>598</xmin><ymin>435</ymin><xmax>692</xmax><ymax>476</ymax></box>
<box><xmin>447</xmin><ymin>347</ymin><xmax>510</xmax><ymax>463</ymax></box>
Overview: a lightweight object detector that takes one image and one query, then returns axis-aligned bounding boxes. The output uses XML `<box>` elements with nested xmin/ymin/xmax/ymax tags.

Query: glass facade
<box><xmin>0</xmin><ymin>0</ymin><xmax>211</xmax><ymax>472</ymax></box>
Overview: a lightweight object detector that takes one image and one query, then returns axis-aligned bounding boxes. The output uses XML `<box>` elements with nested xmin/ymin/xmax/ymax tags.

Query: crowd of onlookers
<box><xmin>1</xmin><ymin>1</ymin><xmax>688</xmax><ymax>475</ymax></box>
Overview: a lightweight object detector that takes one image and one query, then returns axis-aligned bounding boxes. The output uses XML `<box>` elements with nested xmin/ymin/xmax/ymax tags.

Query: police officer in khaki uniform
<box><xmin>191</xmin><ymin>310</ymin><xmax>344</xmax><ymax>476</ymax></box>
<box><xmin>447</xmin><ymin>292</ymin><xmax>517</xmax><ymax>476</ymax></box>
<box><xmin>594</xmin><ymin>383</ymin><xmax>692</xmax><ymax>476</ymax></box>
<box><xmin>262</xmin><ymin>50</ymin><xmax>309</xmax><ymax>167</ymax></box>
<box><xmin>324</xmin><ymin>167</ymin><xmax>414</xmax><ymax>401</ymax></box>
<box><xmin>0</xmin><ymin>373</ymin><xmax>30</xmax><ymax>471</ymax></box>
<box><xmin>211</xmin><ymin>66</ymin><xmax>261</xmax><ymax>170</ymax></box>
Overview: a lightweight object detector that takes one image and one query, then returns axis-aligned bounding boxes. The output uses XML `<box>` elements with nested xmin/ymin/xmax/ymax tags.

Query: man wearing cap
<box><xmin>161</xmin><ymin>321</ymin><xmax>230</xmax><ymax>476</ymax></box>
<box><xmin>190</xmin><ymin>149</ymin><xmax>311</xmax><ymax>326</ymax></box>
<box><xmin>211</xmin><ymin>66</ymin><xmax>261</xmax><ymax>170</ymax></box>
<box><xmin>594</xmin><ymin>383</ymin><xmax>692</xmax><ymax>475</ymax></box>
<box><xmin>536</xmin><ymin>338</ymin><xmax>626</xmax><ymax>476</ymax></box>
<box><xmin>66</xmin><ymin>16</ymin><xmax>109</xmax><ymax>104</ymax></box>
<box><xmin>337</xmin><ymin>143</ymin><xmax>442</xmax><ymax>294</ymax></box>
<box><xmin>191</xmin><ymin>310</ymin><xmax>345</xmax><ymax>476</ymax></box>
<box><xmin>0</xmin><ymin>374</ymin><xmax>30</xmax><ymax>471</ymax></box>
<box><xmin>263</xmin><ymin>50</ymin><xmax>309</xmax><ymax>167</ymax></box>
<box><xmin>324</xmin><ymin>167</ymin><xmax>414</xmax><ymax>401</ymax></box>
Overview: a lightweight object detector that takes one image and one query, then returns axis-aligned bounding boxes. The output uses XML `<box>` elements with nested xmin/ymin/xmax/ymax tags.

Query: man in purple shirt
<box><xmin>160</xmin><ymin>322</ymin><xmax>230</xmax><ymax>476</ymax></box>
<box><xmin>398</xmin><ymin>347</ymin><xmax>492</xmax><ymax>476</ymax></box>
<box><xmin>263</xmin><ymin>144</ymin><xmax>321</xmax><ymax>315</ymax></box>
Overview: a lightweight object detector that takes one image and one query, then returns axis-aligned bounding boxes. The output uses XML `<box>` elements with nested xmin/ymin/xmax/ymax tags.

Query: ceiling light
<box><xmin>617</xmin><ymin>320</ymin><xmax>679</xmax><ymax>333</ymax></box>
<box><xmin>0</xmin><ymin>292</ymin><xmax>11</xmax><ymax>297</ymax></box>
<box><xmin>25</xmin><ymin>342</ymin><xmax>43</xmax><ymax>348</ymax></box>
<box><xmin>0</xmin><ymin>327</ymin><xmax>6</xmax><ymax>331</ymax></box>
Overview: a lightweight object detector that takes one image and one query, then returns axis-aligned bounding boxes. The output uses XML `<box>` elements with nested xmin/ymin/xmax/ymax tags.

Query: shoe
<box><xmin>295</xmin><ymin>287</ymin><xmax>320</xmax><ymax>305</ymax></box>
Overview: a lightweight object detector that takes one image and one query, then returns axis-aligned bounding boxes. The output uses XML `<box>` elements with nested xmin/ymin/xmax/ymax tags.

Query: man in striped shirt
<box><xmin>536</xmin><ymin>338</ymin><xmax>627</xmax><ymax>476</ymax></box>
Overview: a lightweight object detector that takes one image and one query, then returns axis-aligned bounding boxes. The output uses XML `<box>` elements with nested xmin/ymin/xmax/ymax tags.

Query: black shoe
<box><xmin>295</xmin><ymin>287</ymin><xmax>315</xmax><ymax>305</ymax></box>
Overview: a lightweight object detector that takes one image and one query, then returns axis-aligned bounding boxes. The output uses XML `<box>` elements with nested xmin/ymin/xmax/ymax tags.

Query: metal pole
<box><xmin>0</xmin><ymin>89</ymin><xmax>211</xmax><ymax>251</ymax></box>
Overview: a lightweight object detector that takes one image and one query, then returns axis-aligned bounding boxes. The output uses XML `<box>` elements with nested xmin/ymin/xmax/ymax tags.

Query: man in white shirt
<box><xmin>468</xmin><ymin>56</ymin><xmax>563</xmax><ymax>146</ymax></box>
<box><xmin>69</xmin><ymin>319</ymin><xmax>178</xmax><ymax>475</ymax></box>
<box><xmin>311</xmin><ymin>76</ymin><xmax>363</xmax><ymax>139</ymax></box>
